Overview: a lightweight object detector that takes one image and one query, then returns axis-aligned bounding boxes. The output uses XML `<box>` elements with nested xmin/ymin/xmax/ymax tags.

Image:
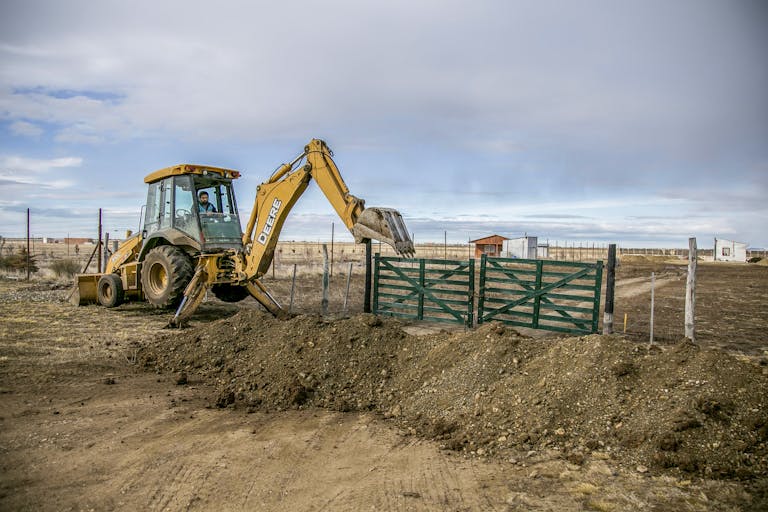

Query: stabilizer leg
<box><xmin>245</xmin><ymin>279</ymin><xmax>283</xmax><ymax>316</ymax></box>
<box><xmin>168</xmin><ymin>267</ymin><xmax>209</xmax><ymax>327</ymax></box>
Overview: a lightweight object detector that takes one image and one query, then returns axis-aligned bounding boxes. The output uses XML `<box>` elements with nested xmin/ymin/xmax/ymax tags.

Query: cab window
<box><xmin>173</xmin><ymin>178</ymin><xmax>200</xmax><ymax>240</ymax></box>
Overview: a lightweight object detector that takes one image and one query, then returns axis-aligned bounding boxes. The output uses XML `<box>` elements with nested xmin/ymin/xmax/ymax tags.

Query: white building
<box><xmin>504</xmin><ymin>236</ymin><xmax>538</xmax><ymax>259</ymax></box>
<box><xmin>713</xmin><ymin>238</ymin><xmax>747</xmax><ymax>262</ymax></box>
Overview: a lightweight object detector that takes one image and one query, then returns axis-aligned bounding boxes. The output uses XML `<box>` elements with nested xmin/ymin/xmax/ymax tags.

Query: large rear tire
<box><xmin>141</xmin><ymin>246</ymin><xmax>194</xmax><ymax>308</ymax></box>
<box><xmin>97</xmin><ymin>273</ymin><xmax>124</xmax><ymax>308</ymax></box>
<box><xmin>211</xmin><ymin>283</ymin><xmax>249</xmax><ymax>303</ymax></box>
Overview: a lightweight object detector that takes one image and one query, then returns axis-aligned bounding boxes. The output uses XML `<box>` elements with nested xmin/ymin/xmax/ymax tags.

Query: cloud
<box><xmin>54</xmin><ymin>126</ymin><xmax>105</xmax><ymax>144</ymax></box>
<box><xmin>522</xmin><ymin>214</ymin><xmax>591</xmax><ymax>220</ymax></box>
<box><xmin>0</xmin><ymin>155</ymin><xmax>82</xmax><ymax>194</ymax></box>
<box><xmin>0</xmin><ymin>0</ymin><xmax>765</xmax><ymax>246</ymax></box>
<box><xmin>0</xmin><ymin>176</ymin><xmax>73</xmax><ymax>189</ymax></box>
<box><xmin>0</xmin><ymin>177</ymin><xmax>29</xmax><ymax>187</ymax></box>
<box><xmin>0</xmin><ymin>1</ymin><xmax>764</xmax><ymax>151</ymax></box>
<box><xmin>9</xmin><ymin>120</ymin><xmax>43</xmax><ymax>137</ymax></box>
<box><xmin>0</xmin><ymin>155</ymin><xmax>82</xmax><ymax>173</ymax></box>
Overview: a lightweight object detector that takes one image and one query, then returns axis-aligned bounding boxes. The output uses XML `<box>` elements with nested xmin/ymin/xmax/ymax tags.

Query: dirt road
<box><xmin>0</xmin><ymin>272</ymin><xmax>765</xmax><ymax>511</ymax></box>
<box><xmin>0</xmin><ymin>288</ymin><xmax>517</xmax><ymax>511</ymax></box>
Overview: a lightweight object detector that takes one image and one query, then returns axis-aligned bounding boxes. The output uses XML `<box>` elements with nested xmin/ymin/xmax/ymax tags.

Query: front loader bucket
<box><xmin>72</xmin><ymin>274</ymin><xmax>100</xmax><ymax>306</ymax></box>
<box><xmin>352</xmin><ymin>207</ymin><xmax>415</xmax><ymax>257</ymax></box>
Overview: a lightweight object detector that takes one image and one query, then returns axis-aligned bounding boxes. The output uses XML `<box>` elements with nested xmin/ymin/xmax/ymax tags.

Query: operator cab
<box><xmin>143</xmin><ymin>164</ymin><xmax>244</xmax><ymax>252</ymax></box>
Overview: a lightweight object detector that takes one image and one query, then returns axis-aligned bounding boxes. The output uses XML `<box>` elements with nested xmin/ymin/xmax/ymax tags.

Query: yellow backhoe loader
<box><xmin>75</xmin><ymin>139</ymin><xmax>414</xmax><ymax>325</ymax></box>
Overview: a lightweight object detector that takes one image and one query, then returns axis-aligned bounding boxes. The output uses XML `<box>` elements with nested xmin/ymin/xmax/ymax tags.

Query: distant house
<box><xmin>469</xmin><ymin>235</ymin><xmax>508</xmax><ymax>258</ymax></box>
<box><xmin>713</xmin><ymin>238</ymin><xmax>747</xmax><ymax>262</ymax></box>
<box><xmin>63</xmin><ymin>237</ymin><xmax>94</xmax><ymax>245</ymax></box>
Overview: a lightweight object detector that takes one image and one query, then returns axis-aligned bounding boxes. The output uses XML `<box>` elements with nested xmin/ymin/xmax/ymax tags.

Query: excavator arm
<box><xmin>242</xmin><ymin>138</ymin><xmax>414</xmax><ymax>280</ymax></box>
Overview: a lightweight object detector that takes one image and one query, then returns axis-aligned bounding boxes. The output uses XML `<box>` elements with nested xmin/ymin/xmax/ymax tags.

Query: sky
<box><xmin>1</xmin><ymin>0</ymin><xmax>766</xmax><ymax>248</ymax></box>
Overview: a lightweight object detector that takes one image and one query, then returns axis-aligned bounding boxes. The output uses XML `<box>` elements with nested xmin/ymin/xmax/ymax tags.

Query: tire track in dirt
<box><xmin>310</xmin><ymin>432</ymin><xmax>508</xmax><ymax>511</ymax></box>
<box><xmin>240</xmin><ymin>438</ymin><xmax>282</xmax><ymax>509</ymax></box>
<box><xmin>244</xmin><ymin>419</ymin><xmax>318</xmax><ymax>508</ymax></box>
<box><xmin>615</xmin><ymin>273</ymin><xmax>682</xmax><ymax>299</ymax></box>
<box><xmin>108</xmin><ymin>412</ymin><xmax>239</xmax><ymax>511</ymax></box>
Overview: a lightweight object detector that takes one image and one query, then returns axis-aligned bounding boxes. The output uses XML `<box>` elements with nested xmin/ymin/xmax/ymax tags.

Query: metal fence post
<box><xmin>685</xmin><ymin>237</ymin><xmax>697</xmax><ymax>341</ymax></box>
<box><xmin>322</xmin><ymin>244</ymin><xmax>329</xmax><ymax>315</ymax></box>
<box><xmin>343</xmin><ymin>262</ymin><xmax>353</xmax><ymax>315</ymax></box>
<box><xmin>289</xmin><ymin>264</ymin><xmax>297</xmax><ymax>312</ymax></box>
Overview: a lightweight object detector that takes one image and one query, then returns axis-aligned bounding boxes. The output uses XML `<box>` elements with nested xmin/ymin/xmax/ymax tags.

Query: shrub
<box><xmin>0</xmin><ymin>248</ymin><xmax>38</xmax><ymax>274</ymax></box>
<box><xmin>50</xmin><ymin>258</ymin><xmax>82</xmax><ymax>278</ymax></box>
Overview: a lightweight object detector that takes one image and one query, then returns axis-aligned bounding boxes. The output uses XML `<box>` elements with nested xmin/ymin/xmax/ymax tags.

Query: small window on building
<box><xmin>485</xmin><ymin>244</ymin><xmax>497</xmax><ymax>253</ymax></box>
<box><xmin>722</xmin><ymin>247</ymin><xmax>731</xmax><ymax>256</ymax></box>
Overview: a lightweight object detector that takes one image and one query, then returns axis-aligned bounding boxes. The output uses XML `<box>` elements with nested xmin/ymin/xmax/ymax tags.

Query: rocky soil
<box><xmin>139</xmin><ymin>310</ymin><xmax>768</xmax><ymax>483</ymax></box>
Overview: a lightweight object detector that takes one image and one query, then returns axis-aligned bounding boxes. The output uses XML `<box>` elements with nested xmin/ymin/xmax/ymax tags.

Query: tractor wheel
<box><xmin>97</xmin><ymin>273</ymin><xmax>124</xmax><ymax>308</ymax></box>
<box><xmin>141</xmin><ymin>246</ymin><xmax>194</xmax><ymax>308</ymax></box>
<box><xmin>211</xmin><ymin>283</ymin><xmax>250</xmax><ymax>303</ymax></box>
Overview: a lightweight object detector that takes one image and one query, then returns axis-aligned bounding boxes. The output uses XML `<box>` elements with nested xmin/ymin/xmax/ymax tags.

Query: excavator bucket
<box><xmin>352</xmin><ymin>207</ymin><xmax>415</xmax><ymax>257</ymax></box>
<box><xmin>72</xmin><ymin>274</ymin><xmax>100</xmax><ymax>306</ymax></box>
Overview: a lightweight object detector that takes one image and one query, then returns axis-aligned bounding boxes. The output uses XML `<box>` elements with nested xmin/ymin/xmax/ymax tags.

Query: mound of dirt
<box><xmin>138</xmin><ymin>312</ymin><xmax>768</xmax><ymax>480</ymax></box>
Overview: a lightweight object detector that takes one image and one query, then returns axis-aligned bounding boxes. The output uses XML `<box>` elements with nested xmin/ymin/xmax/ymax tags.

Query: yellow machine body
<box><xmin>74</xmin><ymin>139</ymin><xmax>415</xmax><ymax>325</ymax></box>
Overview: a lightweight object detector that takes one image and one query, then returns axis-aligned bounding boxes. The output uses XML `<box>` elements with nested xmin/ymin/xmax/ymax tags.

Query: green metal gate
<box><xmin>373</xmin><ymin>255</ymin><xmax>474</xmax><ymax>326</ymax></box>
<box><xmin>478</xmin><ymin>255</ymin><xmax>603</xmax><ymax>334</ymax></box>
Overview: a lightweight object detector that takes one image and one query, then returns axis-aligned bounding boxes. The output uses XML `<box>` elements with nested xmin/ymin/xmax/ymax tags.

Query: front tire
<box><xmin>97</xmin><ymin>273</ymin><xmax>124</xmax><ymax>308</ymax></box>
<box><xmin>141</xmin><ymin>246</ymin><xmax>194</xmax><ymax>308</ymax></box>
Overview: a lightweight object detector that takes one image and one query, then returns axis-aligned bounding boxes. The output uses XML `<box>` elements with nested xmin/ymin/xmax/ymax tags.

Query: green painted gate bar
<box><xmin>373</xmin><ymin>254</ymin><xmax>475</xmax><ymax>326</ymax></box>
<box><xmin>478</xmin><ymin>255</ymin><xmax>603</xmax><ymax>334</ymax></box>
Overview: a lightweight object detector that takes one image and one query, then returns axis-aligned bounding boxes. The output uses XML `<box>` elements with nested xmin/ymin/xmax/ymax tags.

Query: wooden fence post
<box><xmin>364</xmin><ymin>240</ymin><xmax>372</xmax><ymax>313</ymax></box>
<box><xmin>685</xmin><ymin>237</ymin><xmax>697</xmax><ymax>341</ymax></box>
<box><xmin>603</xmin><ymin>244</ymin><xmax>617</xmax><ymax>334</ymax></box>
